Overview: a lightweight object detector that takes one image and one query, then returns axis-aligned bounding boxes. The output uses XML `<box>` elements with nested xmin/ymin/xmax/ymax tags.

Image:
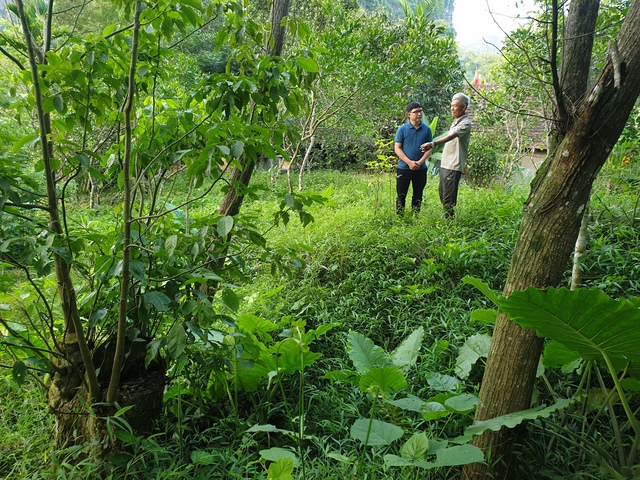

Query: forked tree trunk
<box><xmin>463</xmin><ymin>1</ymin><xmax>640</xmax><ymax>478</ymax></box>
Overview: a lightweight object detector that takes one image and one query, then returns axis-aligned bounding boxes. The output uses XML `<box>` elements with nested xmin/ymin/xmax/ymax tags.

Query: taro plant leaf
<box><xmin>400</xmin><ymin>432</ymin><xmax>430</xmax><ymax>461</ymax></box>
<box><xmin>500</xmin><ymin>287</ymin><xmax>640</xmax><ymax>363</ymax></box>
<box><xmin>260</xmin><ymin>447</ymin><xmax>299</xmax><ymax>467</ymax></box>
<box><xmin>543</xmin><ymin>340</ymin><xmax>583</xmax><ymax>373</ymax></box>
<box><xmin>455</xmin><ymin>333</ymin><xmax>492</xmax><ymax>379</ymax></box>
<box><xmin>385</xmin><ymin>444</ymin><xmax>484</xmax><ymax>469</ymax></box>
<box><xmin>386</xmin><ymin>394</ymin><xmax>428</xmax><ymax>412</ymax></box>
<box><xmin>452</xmin><ymin>398</ymin><xmax>571</xmax><ymax>444</ymax></box>
<box><xmin>350</xmin><ymin>418</ymin><xmax>404</xmax><ymax>446</ymax></box>
<box><xmin>462</xmin><ymin>276</ymin><xmax>502</xmax><ymax>306</ymax></box>
<box><xmin>358</xmin><ymin>366</ymin><xmax>407</xmax><ymax>396</ymax></box>
<box><xmin>421</xmin><ymin>402</ymin><xmax>450</xmax><ymax>421</ymax></box>
<box><xmin>444</xmin><ymin>393</ymin><xmax>480</xmax><ymax>413</ymax></box>
<box><xmin>347</xmin><ymin>330</ymin><xmax>393</xmax><ymax>374</ymax></box>
<box><xmin>426</xmin><ymin>372</ymin><xmax>460</xmax><ymax>392</ymax></box>
<box><xmin>470</xmin><ymin>308</ymin><xmax>498</xmax><ymax>325</ymax></box>
<box><xmin>391</xmin><ymin>326</ymin><xmax>424</xmax><ymax>372</ymax></box>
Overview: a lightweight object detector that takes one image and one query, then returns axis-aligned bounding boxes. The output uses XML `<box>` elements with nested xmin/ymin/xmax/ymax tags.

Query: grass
<box><xmin>1</xmin><ymin>163</ymin><xmax>639</xmax><ymax>479</ymax></box>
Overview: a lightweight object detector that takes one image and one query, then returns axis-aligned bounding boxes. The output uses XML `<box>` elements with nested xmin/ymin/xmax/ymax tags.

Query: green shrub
<box><xmin>466</xmin><ymin>132</ymin><xmax>503</xmax><ymax>188</ymax></box>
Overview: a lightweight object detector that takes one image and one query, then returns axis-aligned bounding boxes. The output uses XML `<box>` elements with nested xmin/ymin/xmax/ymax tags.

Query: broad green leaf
<box><xmin>386</xmin><ymin>444</ymin><xmax>484</xmax><ymax>469</ymax></box>
<box><xmin>421</xmin><ymin>402</ymin><xmax>450</xmax><ymax>421</ymax></box>
<box><xmin>12</xmin><ymin>360</ymin><xmax>27</xmax><ymax>386</ymax></box>
<box><xmin>358</xmin><ymin>367</ymin><xmax>407</xmax><ymax>396</ymax></box>
<box><xmin>500</xmin><ymin>287</ymin><xmax>640</xmax><ymax>362</ymax></box>
<box><xmin>423</xmin><ymin>444</ymin><xmax>485</xmax><ymax>468</ymax></box>
<box><xmin>237</xmin><ymin>314</ymin><xmax>278</xmax><ymax>334</ymax></box>
<box><xmin>247</xmin><ymin>424</ymin><xmax>295</xmax><ymax>436</ymax></box>
<box><xmin>426</xmin><ymin>372</ymin><xmax>460</xmax><ymax>392</ymax></box>
<box><xmin>543</xmin><ymin>340</ymin><xmax>582</xmax><ymax>373</ymax></box>
<box><xmin>391</xmin><ymin>326</ymin><xmax>423</xmax><ymax>371</ymax></box>
<box><xmin>260</xmin><ymin>448</ymin><xmax>299</xmax><ymax>467</ymax></box>
<box><xmin>220</xmin><ymin>288</ymin><xmax>239</xmax><ymax>313</ymax></box>
<box><xmin>166</xmin><ymin>323</ymin><xmax>187</xmax><ymax>360</ymax></box>
<box><xmin>470</xmin><ymin>308</ymin><xmax>498</xmax><ymax>325</ymax></box>
<box><xmin>191</xmin><ymin>450</ymin><xmax>216</xmax><ymax>465</ymax></box>
<box><xmin>230</xmin><ymin>141</ymin><xmax>244</xmax><ymax>158</ymax></box>
<box><xmin>347</xmin><ymin>330</ymin><xmax>393</xmax><ymax>374</ymax></box>
<box><xmin>350</xmin><ymin>418</ymin><xmax>404</xmax><ymax>446</ymax></box>
<box><xmin>455</xmin><ymin>333</ymin><xmax>492</xmax><ymax>379</ymax></box>
<box><xmin>267</xmin><ymin>457</ymin><xmax>294</xmax><ymax>480</ymax></box>
<box><xmin>400</xmin><ymin>433</ymin><xmax>430</xmax><ymax>461</ymax></box>
<box><xmin>386</xmin><ymin>395</ymin><xmax>427</xmax><ymax>412</ymax></box>
<box><xmin>296</xmin><ymin>57</ymin><xmax>319</xmax><ymax>73</ymax></box>
<box><xmin>462</xmin><ymin>276</ymin><xmax>502</xmax><ymax>306</ymax></box>
<box><xmin>217</xmin><ymin>216</ymin><xmax>234</xmax><ymax>237</ymax></box>
<box><xmin>444</xmin><ymin>394</ymin><xmax>480</xmax><ymax>413</ymax></box>
<box><xmin>143</xmin><ymin>291</ymin><xmax>172</xmax><ymax>312</ymax></box>
<box><xmin>165</xmin><ymin>235</ymin><xmax>178</xmax><ymax>257</ymax></box>
<box><xmin>453</xmin><ymin>398</ymin><xmax>571</xmax><ymax>444</ymax></box>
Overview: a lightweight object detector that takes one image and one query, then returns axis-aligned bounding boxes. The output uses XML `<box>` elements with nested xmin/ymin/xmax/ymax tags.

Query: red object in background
<box><xmin>473</xmin><ymin>69</ymin><xmax>481</xmax><ymax>86</ymax></box>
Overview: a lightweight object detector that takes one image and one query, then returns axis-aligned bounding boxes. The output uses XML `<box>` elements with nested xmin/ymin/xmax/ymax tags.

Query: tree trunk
<box><xmin>464</xmin><ymin>1</ymin><xmax>640</xmax><ymax>478</ymax></box>
<box><xmin>218</xmin><ymin>0</ymin><xmax>290</xmax><ymax>217</ymax></box>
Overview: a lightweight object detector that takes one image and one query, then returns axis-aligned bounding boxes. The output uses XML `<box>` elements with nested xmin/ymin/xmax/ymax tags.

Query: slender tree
<box><xmin>464</xmin><ymin>1</ymin><xmax>640</xmax><ymax>478</ymax></box>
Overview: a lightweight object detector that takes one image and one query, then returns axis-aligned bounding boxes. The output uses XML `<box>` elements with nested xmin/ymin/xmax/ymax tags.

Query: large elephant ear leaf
<box><xmin>500</xmin><ymin>287</ymin><xmax>640</xmax><ymax>363</ymax></box>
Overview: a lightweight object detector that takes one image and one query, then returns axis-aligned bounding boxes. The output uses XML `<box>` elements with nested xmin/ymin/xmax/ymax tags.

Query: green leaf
<box><xmin>543</xmin><ymin>340</ymin><xmax>582</xmax><ymax>373</ymax></box>
<box><xmin>53</xmin><ymin>95</ymin><xmax>64</xmax><ymax>113</ymax></box>
<box><xmin>470</xmin><ymin>308</ymin><xmax>498</xmax><ymax>325</ymax></box>
<box><xmin>350</xmin><ymin>418</ymin><xmax>404</xmax><ymax>446</ymax></box>
<box><xmin>455</xmin><ymin>333</ymin><xmax>492</xmax><ymax>379</ymax></box>
<box><xmin>217</xmin><ymin>216</ymin><xmax>234</xmax><ymax>237</ymax></box>
<box><xmin>191</xmin><ymin>450</ymin><xmax>217</xmax><ymax>465</ymax></box>
<box><xmin>296</xmin><ymin>57</ymin><xmax>319</xmax><ymax>73</ymax></box>
<box><xmin>347</xmin><ymin>330</ymin><xmax>393</xmax><ymax>375</ymax></box>
<box><xmin>423</xmin><ymin>444</ymin><xmax>485</xmax><ymax>468</ymax></box>
<box><xmin>426</xmin><ymin>372</ymin><xmax>460</xmax><ymax>392</ymax></box>
<box><xmin>220</xmin><ymin>288</ymin><xmax>239</xmax><ymax>312</ymax></box>
<box><xmin>444</xmin><ymin>394</ymin><xmax>480</xmax><ymax>413</ymax></box>
<box><xmin>453</xmin><ymin>398</ymin><xmax>571</xmax><ymax>444</ymax></box>
<box><xmin>359</xmin><ymin>367</ymin><xmax>407</xmax><ymax>396</ymax></box>
<box><xmin>386</xmin><ymin>395</ymin><xmax>428</xmax><ymax>412</ymax></box>
<box><xmin>12</xmin><ymin>360</ymin><xmax>27</xmax><ymax>386</ymax></box>
<box><xmin>166</xmin><ymin>323</ymin><xmax>187</xmax><ymax>360</ymax></box>
<box><xmin>391</xmin><ymin>326</ymin><xmax>423</xmax><ymax>371</ymax></box>
<box><xmin>400</xmin><ymin>433</ymin><xmax>430</xmax><ymax>461</ymax></box>
<box><xmin>421</xmin><ymin>402</ymin><xmax>450</xmax><ymax>421</ymax></box>
<box><xmin>230</xmin><ymin>141</ymin><xmax>244</xmax><ymax>158</ymax></box>
<box><xmin>260</xmin><ymin>447</ymin><xmax>299</xmax><ymax>467</ymax></box>
<box><xmin>143</xmin><ymin>291</ymin><xmax>172</xmax><ymax>312</ymax></box>
<box><xmin>165</xmin><ymin>235</ymin><xmax>177</xmax><ymax>257</ymax></box>
<box><xmin>267</xmin><ymin>457</ymin><xmax>294</xmax><ymax>480</ymax></box>
<box><xmin>462</xmin><ymin>276</ymin><xmax>502</xmax><ymax>306</ymax></box>
<box><xmin>500</xmin><ymin>287</ymin><xmax>640</xmax><ymax>362</ymax></box>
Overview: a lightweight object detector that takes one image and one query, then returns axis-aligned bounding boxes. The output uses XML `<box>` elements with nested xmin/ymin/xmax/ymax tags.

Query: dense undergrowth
<box><xmin>1</xmin><ymin>159</ymin><xmax>639</xmax><ymax>479</ymax></box>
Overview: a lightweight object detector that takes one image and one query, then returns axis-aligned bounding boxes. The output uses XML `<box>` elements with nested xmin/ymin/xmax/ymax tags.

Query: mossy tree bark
<box><xmin>463</xmin><ymin>1</ymin><xmax>640</xmax><ymax>478</ymax></box>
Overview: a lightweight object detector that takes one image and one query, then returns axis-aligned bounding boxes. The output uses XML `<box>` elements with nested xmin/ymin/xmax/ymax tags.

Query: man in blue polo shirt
<box><xmin>394</xmin><ymin>101</ymin><xmax>433</xmax><ymax>215</ymax></box>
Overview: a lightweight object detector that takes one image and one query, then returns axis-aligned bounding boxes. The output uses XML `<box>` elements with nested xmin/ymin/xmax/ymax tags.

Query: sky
<box><xmin>452</xmin><ymin>0</ymin><xmax>536</xmax><ymax>49</ymax></box>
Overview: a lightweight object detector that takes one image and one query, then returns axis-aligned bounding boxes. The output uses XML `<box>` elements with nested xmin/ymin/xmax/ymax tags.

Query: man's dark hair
<box><xmin>406</xmin><ymin>101</ymin><xmax>422</xmax><ymax>113</ymax></box>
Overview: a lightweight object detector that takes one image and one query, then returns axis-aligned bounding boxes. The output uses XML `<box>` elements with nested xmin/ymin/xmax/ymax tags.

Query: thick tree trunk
<box><xmin>464</xmin><ymin>1</ymin><xmax>640</xmax><ymax>478</ymax></box>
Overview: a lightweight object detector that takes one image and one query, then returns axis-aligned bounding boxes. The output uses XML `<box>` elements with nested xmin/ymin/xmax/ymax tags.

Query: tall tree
<box><xmin>463</xmin><ymin>1</ymin><xmax>640</xmax><ymax>478</ymax></box>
